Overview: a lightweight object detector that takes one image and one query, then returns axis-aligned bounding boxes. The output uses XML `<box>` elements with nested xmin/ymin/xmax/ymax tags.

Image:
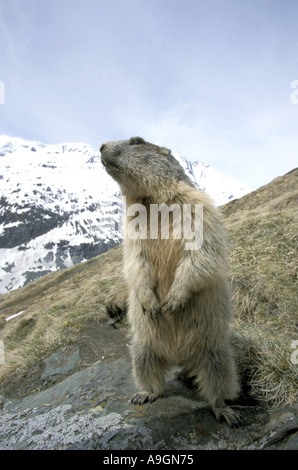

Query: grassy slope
<box><xmin>222</xmin><ymin>169</ymin><xmax>298</xmax><ymax>406</ymax></box>
<box><xmin>0</xmin><ymin>169</ymin><xmax>297</xmax><ymax>405</ymax></box>
<box><xmin>0</xmin><ymin>245</ymin><xmax>126</xmax><ymax>389</ymax></box>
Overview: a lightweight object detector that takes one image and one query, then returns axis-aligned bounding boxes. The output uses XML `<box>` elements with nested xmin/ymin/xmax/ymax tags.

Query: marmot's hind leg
<box><xmin>130</xmin><ymin>342</ymin><xmax>167</xmax><ymax>405</ymax></box>
<box><xmin>192</xmin><ymin>347</ymin><xmax>242</xmax><ymax>427</ymax></box>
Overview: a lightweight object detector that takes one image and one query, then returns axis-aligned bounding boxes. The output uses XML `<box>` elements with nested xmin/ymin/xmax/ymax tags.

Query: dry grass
<box><xmin>0</xmin><ymin>245</ymin><xmax>125</xmax><ymax>388</ymax></box>
<box><xmin>0</xmin><ymin>169</ymin><xmax>297</xmax><ymax>406</ymax></box>
<box><xmin>232</xmin><ymin>325</ymin><xmax>297</xmax><ymax>408</ymax></box>
<box><xmin>228</xmin><ymin>209</ymin><xmax>297</xmax><ymax>334</ymax></box>
<box><xmin>222</xmin><ymin>168</ymin><xmax>298</xmax><ymax>407</ymax></box>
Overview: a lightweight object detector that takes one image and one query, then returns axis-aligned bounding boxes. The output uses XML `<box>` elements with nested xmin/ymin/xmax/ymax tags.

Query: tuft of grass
<box><xmin>233</xmin><ymin>322</ymin><xmax>297</xmax><ymax>408</ymax></box>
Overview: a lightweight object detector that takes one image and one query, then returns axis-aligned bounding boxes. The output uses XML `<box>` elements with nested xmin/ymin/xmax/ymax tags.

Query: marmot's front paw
<box><xmin>162</xmin><ymin>292</ymin><xmax>187</xmax><ymax>315</ymax></box>
<box><xmin>136</xmin><ymin>285</ymin><xmax>161</xmax><ymax>320</ymax></box>
<box><xmin>141</xmin><ymin>304</ymin><xmax>161</xmax><ymax>320</ymax></box>
<box><xmin>140</xmin><ymin>296</ymin><xmax>161</xmax><ymax>320</ymax></box>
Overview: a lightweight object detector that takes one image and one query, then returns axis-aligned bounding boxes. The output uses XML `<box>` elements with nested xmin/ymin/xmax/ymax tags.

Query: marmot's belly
<box><xmin>150</xmin><ymin>243</ymin><xmax>183</xmax><ymax>301</ymax></box>
<box><xmin>142</xmin><ymin>306</ymin><xmax>203</xmax><ymax>365</ymax></box>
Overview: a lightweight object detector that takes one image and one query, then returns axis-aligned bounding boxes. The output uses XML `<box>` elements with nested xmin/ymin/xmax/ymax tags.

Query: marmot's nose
<box><xmin>100</xmin><ymin>143</ymin><xmax>106</xmax><ymax>153</ymax></box>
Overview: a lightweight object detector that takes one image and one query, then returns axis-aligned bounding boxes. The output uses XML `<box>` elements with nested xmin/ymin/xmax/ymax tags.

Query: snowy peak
<box><xmin>192</xmin><ymin>161</ymin><xmax>253</xmax><ymax>206</ymax></box>
<box><xmin>0</xmin><ymin>136</ymin><xmax>119</xmax><ymax>201</ymax></box>
<box><xmin>173</xmin><ymin>152</ymin><xmax>252</xmax><ymax>205</ymax></box>
<box><xmin>0</xmin><ymin>136</ymin><xmax>122</xmax><ymax>294</ymax></box>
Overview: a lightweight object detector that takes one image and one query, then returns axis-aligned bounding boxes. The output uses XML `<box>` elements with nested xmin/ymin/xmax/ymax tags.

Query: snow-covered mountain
<box><xmin>173</xmin><ymin>152</ymin><xmax>252</xmax><ymax>206</ymax></box>
<box><xmin>0</xmin><ymin>136</ymin><xmax>252</xmax><ymax>294</ymax></box>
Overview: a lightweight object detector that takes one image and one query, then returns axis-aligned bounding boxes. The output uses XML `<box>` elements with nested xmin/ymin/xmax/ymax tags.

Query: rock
<box><xmin>41</xmin><ymin>346</ymin><xmax>81</xmax><ymax>379</ymax></box>
<box><xmin>0</xmin><ymin>203</ymin><xmax>69</xmax><ymax>249</ymax></box>
<box><xmin>285</xmin><ymin>432</ymin><xmax>298</xmax><ymax>450</ymax></box>
<box><xmin>1</xmin><ymin>352</ymin><xmax>297</xmax><ymax>450</ymax></box>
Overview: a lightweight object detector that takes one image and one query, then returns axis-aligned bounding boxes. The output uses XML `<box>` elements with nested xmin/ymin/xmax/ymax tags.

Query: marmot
<box><xmin>100</xmin><ymin>137</ymin><xmax>241</xmax><ymax>426</ymax></box>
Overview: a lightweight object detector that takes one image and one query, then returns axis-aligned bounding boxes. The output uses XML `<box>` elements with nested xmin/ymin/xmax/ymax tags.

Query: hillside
<box><xmin>223</xmin><ymin>169</ymin><xmax>297</xmax><ymax>408</ymax></box>
<box><xmin>0</xmin><ymin>168</ymin><xmax>297</xmax><ymax>412</ymax></box>
<box><xmin>221</xmin><ymin>167</ymin><xmax>297</xmax><ymax>217</ymax></box>
<box><xmin>223</xmin><ymin>168</ymin><xmax>297</xmax><ymax>334</ymax></box>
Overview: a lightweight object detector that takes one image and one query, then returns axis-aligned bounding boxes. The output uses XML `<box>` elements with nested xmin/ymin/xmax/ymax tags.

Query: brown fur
<box><xmin>100</xmin><ymin>137</ymin><xmax>241</xmax><ymax>426</ymax></box>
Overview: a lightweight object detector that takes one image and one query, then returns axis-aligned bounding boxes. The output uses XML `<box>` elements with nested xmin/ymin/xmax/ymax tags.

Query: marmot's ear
<box><xmin>160</xmin><ymin>147</ymin><xmax>171</xmax><ymax>156</ymax></box>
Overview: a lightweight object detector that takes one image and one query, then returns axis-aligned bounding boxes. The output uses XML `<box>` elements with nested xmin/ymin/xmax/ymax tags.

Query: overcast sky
<box><xmin>0</xmin><ymin>0</ymin><xmax>297</xmax><ymax>188</ymax></box>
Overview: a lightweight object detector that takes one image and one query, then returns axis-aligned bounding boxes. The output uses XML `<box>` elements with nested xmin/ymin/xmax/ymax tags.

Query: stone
<box><xmin>41</xmin><ymin>346</ymin><xmax>80</xmax><ymax>379</ymax></box>
<box><xmin>1</xmin><ymin>353</ymin><xmax>297</xmax><ymax>450</ymax></box>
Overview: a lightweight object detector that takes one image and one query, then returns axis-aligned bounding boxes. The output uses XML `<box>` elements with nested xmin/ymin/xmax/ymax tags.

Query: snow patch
<box><xmin>6</xmin><ymin>310</ymin><xmax>26</xmax><ymax>321</ymax></box>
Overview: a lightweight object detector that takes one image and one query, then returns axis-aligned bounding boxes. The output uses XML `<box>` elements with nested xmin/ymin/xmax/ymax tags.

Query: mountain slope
<box><xmin>0</xmin><ymin>167</ymin><xmax>296</xmax><ymax>408</ymax></box>
<box><xmin>0</xmin><ymin>136</ymin><xmax>122</xmax><ymax>293</ymax></box>
<box><xmin>221</xmin><ymin>167</ymin><xmax>298</xmax><ymax>218</ymax></box>
<box><xmin>223</xmin><ymin>168</ymin><xmax>297</xmax><ymax>331</ymax></box>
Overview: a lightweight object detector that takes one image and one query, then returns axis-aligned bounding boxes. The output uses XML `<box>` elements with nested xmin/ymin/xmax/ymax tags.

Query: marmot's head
<box><xmin>100</xmin><ymin>137</ymin><xmax>193</xmax><ymax>198</ymax></box>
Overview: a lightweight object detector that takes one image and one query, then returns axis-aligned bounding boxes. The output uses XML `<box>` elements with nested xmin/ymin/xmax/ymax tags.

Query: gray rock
<box><xmin>1</xmin><ymin>353</ymin><xmax>297</xmax><ymax>450</ymax></box>
<box><xmin>41</xmin><ymin>346</ymin><xmax>80</xmax><ymax>379</ymax></box>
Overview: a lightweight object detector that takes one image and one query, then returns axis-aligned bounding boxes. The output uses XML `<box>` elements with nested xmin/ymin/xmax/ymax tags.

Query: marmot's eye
<box><xmin>130</xmin><ymin>138</ymin><xmax>144</xmax><ymax>146</ymax></box>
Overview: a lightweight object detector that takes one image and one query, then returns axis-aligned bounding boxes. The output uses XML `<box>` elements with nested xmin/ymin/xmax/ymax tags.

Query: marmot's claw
<box><xmin>154</xmin><ymin>306</ymin><xmax>161</xmax><ymax>319</ymax></box>
<box><xmin>142</xmin><ymin>305</ymin><xmax>161</xmax><ymax>320</ymax></box>
<box><xmin>149</xmin><ymin>307</ymin><xmax>161</xmax><ymax>321</ymax></box>
<box><xmin>166</xmin><ymin>305</ymin><xmax>175</xmax><ymax>315</ymax></box>
<box><xmin>212</xmin><ymin>406</ymin><xmax>243</xmax><ymax>428</ymax></box>
<box><xmin>131</xmin><ymin>391</ymin><xmax>159</xmax><ymax>405</ymax></box>
<box><xmin>161</xmin><ymin>301</ymin><xmax>172</xmax><ymax>314</ymax></box>
<box><xmin>162</xmin><ymin>300</ymin><xmax>186</xmax><ymax>315</ymax></box>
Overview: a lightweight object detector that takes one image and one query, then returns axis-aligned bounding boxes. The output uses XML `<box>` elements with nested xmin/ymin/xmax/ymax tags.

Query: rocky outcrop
<box><xmin>0</xmin><ymin>322</ymin><xmax>297</xmax><ymax>450</ymax></box>
<box><xmin>0</xmin><ymin>200</ymin><xmax>69</xmax><ymax>249</ymax></box>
